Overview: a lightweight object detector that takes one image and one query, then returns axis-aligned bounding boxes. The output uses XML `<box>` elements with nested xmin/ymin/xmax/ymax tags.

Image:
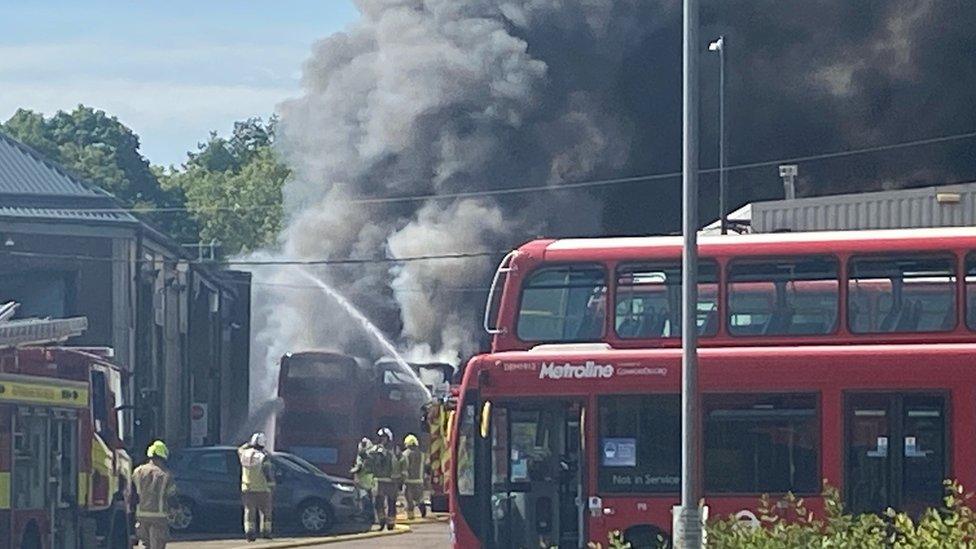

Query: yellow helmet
<box><xmin>147</xmin><ymin>440</ymin><xmax>169</xmax><ymax>460</ymax></box>
<box><xmin>404</xmin><ymin>434</ymin><xmax>419</xmax><ymax>447</ymax></box>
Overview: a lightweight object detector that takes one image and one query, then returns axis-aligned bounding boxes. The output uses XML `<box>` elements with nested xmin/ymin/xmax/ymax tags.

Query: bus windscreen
<box><xmin>284</xmin><ymin>354</ymin><xmax>357</xmax><ymax>380</ymax></box>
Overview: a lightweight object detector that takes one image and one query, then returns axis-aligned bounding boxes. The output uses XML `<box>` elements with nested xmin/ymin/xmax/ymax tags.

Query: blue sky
<box><xmin>0</xmin><ymin>0</ymin><xmax>358</xmax><ymax>165</ymax></box>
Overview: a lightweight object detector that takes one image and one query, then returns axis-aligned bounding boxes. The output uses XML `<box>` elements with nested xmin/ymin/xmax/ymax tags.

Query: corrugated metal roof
<box><xmin>0</xmin><ymin>132</ymin><xmax>106</xmax><ymax>197</ymax></box>
<box><xmin>0</xmin><ymin>205</ymin><xmax>136</xmax><ymax>224</ymax></box>
<box><xmin>752</xmin><ymin>182</ymin><xmax>976</xmax><ymax>232</ymax></box>
<box><xmin>0</xmin><ymin>132</ymin><xmax>139</xmax><ymax>225</ymax></box>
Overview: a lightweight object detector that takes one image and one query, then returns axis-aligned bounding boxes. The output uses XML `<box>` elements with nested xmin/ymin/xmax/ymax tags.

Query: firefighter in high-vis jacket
<box><xmin>132</xmin><ymin>440</ymin><xmax>177</xmax><ymax>549</ymax></box>
<box><xmin>350</xmin><ymin>437</ymin><xmax>376</xmax><ymax>520</ymax></box>
<box><xmin>401</xmin><ymin>434</ymin><xmax>427</xmax><ymax>519</ymax></box>
<box><xmin>369</xmin><ymin>428</ymin><xmax>398</xmax><ymax>530</ymax></box>
<box><xmin>350</xmin><ymin>438</ymin><xmax>375</xmax><ymax>491</ymax></box>
<box><xmin>238</xmin><ymin>432</ymin><xmax>276</xmax><ymax>541</ymax></box>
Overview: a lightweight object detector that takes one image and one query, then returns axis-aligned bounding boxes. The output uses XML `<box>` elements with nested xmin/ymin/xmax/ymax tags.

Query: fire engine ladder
<box><xmin>0</xmin><ymin>302</ymin><xmax>89</xmax><ymax>348</ymax></box>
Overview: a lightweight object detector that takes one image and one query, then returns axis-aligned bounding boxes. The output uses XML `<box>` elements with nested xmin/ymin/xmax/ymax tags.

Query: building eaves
<box><xmin>0</xmin><ymin>205</ymin><xmax>138</xmax><ymax>225</ymax></box>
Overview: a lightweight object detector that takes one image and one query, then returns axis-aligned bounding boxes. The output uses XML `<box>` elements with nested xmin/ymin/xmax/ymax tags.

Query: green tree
<box><xmin>1</xmin><ymin>105</ymin><xmax>198</xmax><ymax>242</ymax></box>
<box><xmin>186</xmin><ymin>116</ymin><xmax>276</xmax><ymax>172</ymax></box>
<box><xmin>164</xmin><ymin>117</ymin><xmax>287</xmax><ymax>255</ymax></box>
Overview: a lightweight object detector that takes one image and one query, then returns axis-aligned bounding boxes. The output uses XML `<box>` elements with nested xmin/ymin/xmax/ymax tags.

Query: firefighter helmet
<box><xmin>147</xmin><ymin>440</ymin><xmax>169</xmax><ymax>460</ymax></box>
<box><xmin>250</xmin><ymin>432</ymin><xmax>267</xmax><ymax>448</ymax></box>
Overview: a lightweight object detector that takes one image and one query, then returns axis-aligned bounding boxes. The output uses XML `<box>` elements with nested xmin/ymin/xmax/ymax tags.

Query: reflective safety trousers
<box><xmin>133</xmin><ymin>462</ymin><xmax>177</xmax><ymax>519</ymax></box>
<box><xmin>238</xmin><ymin>445</ymin><xmax>275</xmax><ymax>493</ymax></box>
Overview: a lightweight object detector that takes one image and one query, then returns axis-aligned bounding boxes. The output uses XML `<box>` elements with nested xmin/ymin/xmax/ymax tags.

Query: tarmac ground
<box><xmin>168</xmin><ymin>514</ymin><xmax>450</xmax><ymax>549</ymax></box>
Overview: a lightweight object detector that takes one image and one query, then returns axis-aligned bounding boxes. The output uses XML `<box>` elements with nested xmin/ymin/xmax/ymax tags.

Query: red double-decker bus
<box><xmin>450</xmin><ymin>228</ymin><xmax>976</xmax><ymax>548</ymax></box>
<box><xmin>276</xmin><ymin>351</ymin><xmax>443</xmax><ymax>477</ymax></box>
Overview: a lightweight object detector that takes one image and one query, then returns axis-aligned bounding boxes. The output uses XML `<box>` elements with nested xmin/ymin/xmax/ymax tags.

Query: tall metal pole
<box><xmin>676</xmin><ymin>0</ymin><xmax>702</xmax><ymax>545</ymax></box>
<box><xmin>718</xmin><ymin>36</ymin><xmax>727</xmax><ymax>235</ymax></box>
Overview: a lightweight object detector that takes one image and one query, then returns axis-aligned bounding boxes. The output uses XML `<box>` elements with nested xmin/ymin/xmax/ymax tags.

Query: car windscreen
<box><xmin>272</xmin><ymin>456</ymin><xmax>309</xmax><ymax>475</ymax></box>
<box><xmin>276</xmin><ymin>454</ymin><xmax>326</xmax><ymax>476</ymax></box>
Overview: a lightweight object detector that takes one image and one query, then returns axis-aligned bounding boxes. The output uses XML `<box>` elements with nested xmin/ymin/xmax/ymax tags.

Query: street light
<box><xmin>779</xmin><ymin>164</ymin><xmax>798</xmax><ymax>200</ymax></box>
<box><xmin>708</xmin><ymin>36</ymin><xmax>727</xmax><ymax>235</ymax></box>
<box><xmin>676</xmin><ymin>0</ymin><xmax>703</xmax><ymax>546</ymax></box>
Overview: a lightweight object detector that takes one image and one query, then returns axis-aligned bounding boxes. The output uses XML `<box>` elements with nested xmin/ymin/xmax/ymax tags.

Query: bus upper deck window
<box><xmin>285</xmin><ymin>355</ymin><xmax>355</xmax><ymax>380</ymax></box>
<box><xmin>615</xmin><ymin>261</ymin><xmax>718</xmax><ymax>339</ymax></box>
<box><xmin>848</xmin><ymin>255</ymin><xmax>956</xmax><ymax>334</ymax></box>
<box><xmin>516</xmin><ymin>265</ymin><xmax>607</xmax><ymax>342</ymax></box>
<box><xmin>728</xmin><ymin>256</ymin><xmax>839</xmax><ymax>336</ymax></box>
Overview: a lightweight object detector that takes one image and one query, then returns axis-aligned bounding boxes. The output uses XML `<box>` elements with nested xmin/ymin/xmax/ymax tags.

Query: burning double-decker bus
<box><xmin>275</xmin><ymin>352</ymin><xmax>371</xmax><ymax>476</ymax></box>
<box><xmin>276</xmin><ymin>351</ymin><xmax>452</xmax><ymax>478</ymax></box>
<box><xmin>451</xmin><ymin>228</ymin><xmax>976</xmax><ymax>548</ymax></box>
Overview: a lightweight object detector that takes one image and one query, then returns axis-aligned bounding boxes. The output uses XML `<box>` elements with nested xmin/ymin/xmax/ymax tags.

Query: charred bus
<box><xmin>276</xmin><ymin>351</ymin><xmax>442</xmax><ymax>477</ymax></box>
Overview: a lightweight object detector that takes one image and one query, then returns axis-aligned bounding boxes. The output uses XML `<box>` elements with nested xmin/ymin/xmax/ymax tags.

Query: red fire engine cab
<box><xmin>0</xmin><ymin>314</ymin><xmax>132</xmax><ymax>549</ymax></box>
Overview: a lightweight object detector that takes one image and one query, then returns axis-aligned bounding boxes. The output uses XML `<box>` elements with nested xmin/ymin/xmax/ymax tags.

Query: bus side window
<box><xmin>849</xmin><ymin>255</ymin><xmax>956</xmax><ymax>333</ymax></box>
<box><xmin>598</xmin><ymin>394</ymin><xmax>681</xmax><ymax>493</ymax></box>
<box><xmin>728</xmin><ymin>257</ymin><xmax>839</xmax><ymax>336</ymax></box>
<box><xmin>704</xmin><ymin>393</ymin><xmax>819</xmax><ymax>494</ymax></box>
<box><xmin>615</xmin><ymin>261</ymin><xmax>718</xmax><ymax>339</ymax></box>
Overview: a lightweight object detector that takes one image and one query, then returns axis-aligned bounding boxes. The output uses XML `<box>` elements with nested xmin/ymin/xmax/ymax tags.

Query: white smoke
<box><xmin>388</xmin><ymin>199</ymin><xmax>508</xmax><ymax>363</ymax></box>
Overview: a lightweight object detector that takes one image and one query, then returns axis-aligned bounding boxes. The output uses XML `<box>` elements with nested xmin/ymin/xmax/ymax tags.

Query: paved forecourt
<box><xmin>168</xmin><ymin>515</ymin><xmax>451</xmax><ymax>549</ymax></box>
<box><xmin>309</xmin><ymin>522</ymin><xmax>449</xmax><ymax>549</ymax></box>
<box><xmin>168</xmin><ymin>524</ymin><xmax>411</xmax><ymax>549</ymax></box>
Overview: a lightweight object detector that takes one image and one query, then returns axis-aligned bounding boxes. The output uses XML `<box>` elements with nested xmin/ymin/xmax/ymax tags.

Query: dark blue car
<box><xmin>166</xmin><ymin>446</ymin><xmax>370</xmax><ymax>535</ymax></box>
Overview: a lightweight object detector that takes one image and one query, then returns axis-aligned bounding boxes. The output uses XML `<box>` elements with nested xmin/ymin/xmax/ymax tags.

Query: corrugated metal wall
<box><xmin>752</xmin><ymin>183</ymin><xmax>976</xmax><ymax>232</ymax></box>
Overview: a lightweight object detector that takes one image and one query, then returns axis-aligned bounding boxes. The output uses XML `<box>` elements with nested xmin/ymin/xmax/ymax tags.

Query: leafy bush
<box><xmin>708</xmin><ymin>480</ymin><xmax>976</xmax><ymax>548</ymax></box>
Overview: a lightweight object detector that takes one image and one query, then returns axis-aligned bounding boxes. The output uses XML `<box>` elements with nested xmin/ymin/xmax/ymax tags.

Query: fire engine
<box><xmin>0</xmin><ymin>312</ymin><xmax>132</xmax><ymax>549</ymax></box>
<box><xmin>423</xmin><ymin>384</ymin><xmax>457</xmax><ymax>513</ymax></box>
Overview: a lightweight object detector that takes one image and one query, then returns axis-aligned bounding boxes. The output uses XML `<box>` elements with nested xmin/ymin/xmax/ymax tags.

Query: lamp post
<box><xmin>708</xmin><ymin>36</ymin><xmax>727</xmax><ymax>235</ymax></box>
<box><xmin>675</xmin><ymin>0</ymin><xmax>703</xmax><ymax>546</ymax></box>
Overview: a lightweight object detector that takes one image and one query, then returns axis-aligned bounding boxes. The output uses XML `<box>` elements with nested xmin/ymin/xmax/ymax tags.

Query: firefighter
<box><xmin>350</xmin><ymin>437</ymin><xmax>375</xmax><ymax>492</ymax></box>
<box><xmin>350</xmin><ymin>437</ymin><xmax>376</xmax><ymax>520</ymax></box>
<box><xmin>238</xmin><ymin>432</ymin><xmax>275</xmax><ymax>542</ymax></box>
<box><xmin>401</xmin><ymin>434</ymin><xmax>427</xmax><ymax>519</ymax></box>
<box><xmin>132</xmin><ymin>440</ymin><xmax>177</xmax><ymax>549</ymax></box>
<box><xmin>369</xmin><ymin>427</ymin><xmax>398</xmax><ymax>531</ymax></box>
